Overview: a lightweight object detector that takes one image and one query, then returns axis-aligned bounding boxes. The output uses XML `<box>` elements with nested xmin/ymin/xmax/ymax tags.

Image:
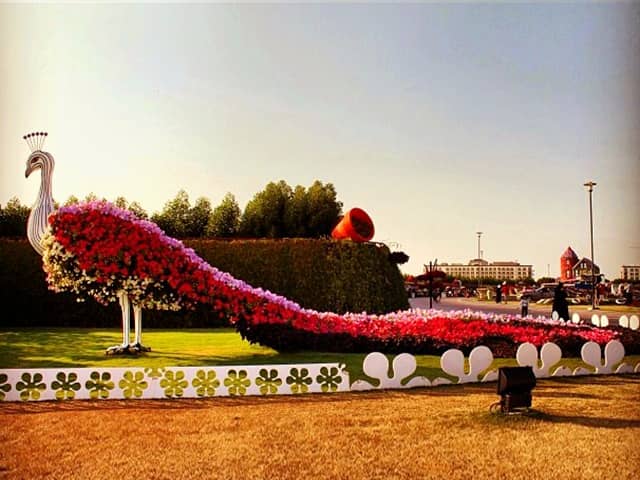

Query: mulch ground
<box><xmin>1</xmin><ymin>375</ymin><xmax>639</xmax><ymax>479</ymax></box>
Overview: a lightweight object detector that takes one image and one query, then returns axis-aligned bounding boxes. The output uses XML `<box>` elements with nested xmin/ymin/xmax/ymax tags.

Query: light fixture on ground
<box><xmin>493</xmin><ymin>366</ymin><xmax>536</xmax><ymax>414</ymax></box>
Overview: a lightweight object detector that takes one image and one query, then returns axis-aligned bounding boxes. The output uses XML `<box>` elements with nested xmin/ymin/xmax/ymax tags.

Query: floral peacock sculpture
<box><xmin>24</xmin><ymin>132</ymin><xmax>147</xmax><ymax>353</ymax></box>
<box><xmin>23</xmin><ymin>133</ymin><xmax>640</xmax><ymax>357</ymax></box>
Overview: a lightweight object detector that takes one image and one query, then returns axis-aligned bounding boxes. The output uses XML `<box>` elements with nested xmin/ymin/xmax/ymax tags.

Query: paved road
<box><xmin>409</xmin><ymin>296</ymin><xmax>639</xmax><ymax>326</ymax></box>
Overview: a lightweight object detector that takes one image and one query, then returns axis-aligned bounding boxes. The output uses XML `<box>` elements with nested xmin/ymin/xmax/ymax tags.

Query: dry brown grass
<box><xmin>1</xmin><ymin>376</ymin><xmax>639</xmax><ymax>480</ymax></box>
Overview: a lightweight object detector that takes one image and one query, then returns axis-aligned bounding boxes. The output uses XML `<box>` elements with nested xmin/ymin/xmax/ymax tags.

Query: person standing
<box><xmin>625</xmin><ymin>284</ymin><xmax>633</xmax><ymax>305</ymax></box>
<box><xmin>501</xmin><ymin>282</ymin><xmax>509</xmax><ymax>304</ymax></box>
<box><xmin>595</xmin><ymin>282</ymin><xmax>605</xmax><ymax>307</ymax></box>
<box><xmin>495</xmin><ymin>284</ymin><xmax>502</xmax><ymax>304</ymax></box>
<box><xmin>520</xmin><ymin>295</ymin><xmax>529</xmax><ymax>317</ymax></box>
<box><xmin>552</xmin><ymin>282</ymin><xmax>570</xmax><ymax>321</ymax></box>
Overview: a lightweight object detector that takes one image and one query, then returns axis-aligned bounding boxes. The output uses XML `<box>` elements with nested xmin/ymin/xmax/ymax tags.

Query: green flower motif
<box><xmin>223</xmin><ymin>369</ymin><xmax>250</xmax><ymax>396</ymax></box>
<box><xmin>0</xmin><ymin>373</ymin><xmax>12</xmax><ymax>401</ymax></box>
<box><xmin>144</xmin><ymin>367</ymin><xmax>165</xmax><ymax>379</ymax></box>
<box><xmin>160</xmin><ymin>370</ymin><xmax>188</xmax><ymax>398</ymax></box>
<box><xmin>16</xmin><ymin>372</ymin><xmax>46</xmax><ymax>401</ymax></box>
<box><xmin>286</xmin><ymin>367</ymin><xmax>312</xmax><ymax>394</ymax></box>
<box><xmin>51</xmin><ymin>372</ymin><xmax>81</xmax><ymax>400</ymax></box>
<box><xmin>85</xmin><ymin>371</ymin><xmax>115</xmax><ymax>399</ymax></box>
<box><xmin>119</xmin><ymin>371</ymin><xmax>148</xmax><ymax>399</ymax></box>
<box><xmin>192</xmin><ymin>370</ymin><xmax>220</xmax><ymax>397</ymax></box>
<box><xmin>316</xmin><ymin>366</ymin><xmax>343</xmax><ymax>393</ymax></box>
<box><xmin>255</xmin><ymin>368</ymin><xmax>282</xmax><ymax>395</ymax></box>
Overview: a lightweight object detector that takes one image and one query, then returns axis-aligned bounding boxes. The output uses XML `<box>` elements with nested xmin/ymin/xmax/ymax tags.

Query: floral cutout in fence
<box><xmin>579</xmin><ymin>340</ymin><xmax>634</xmax><ymax>374</ymax></box>
<box><xmin>618</xmin><ymin>315</ymin><xmax>639</xmax><ymax>330</ymax></box>
<box><xmin>351</xmin><ymin>352</ymin><xmax>430</xmax><ymax>391</ymax></box>
<box><xmin>516</xmin><ymin>343</ymin><xmax>570</xmax><ymax>377</ymax></box>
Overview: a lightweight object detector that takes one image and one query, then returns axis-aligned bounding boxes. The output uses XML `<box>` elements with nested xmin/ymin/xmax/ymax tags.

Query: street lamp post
<box><xmin>476</xmin><ymin>232</ymin><xmax>483</xmax><ymax>289</ymax></box>
<box><xmin>584</xmin><ymin>181</ymin><xmax>597</xmax><ymax>310</ymax></box>
<box><xmin>425</xmin><ymin>259</ymin><xmax>439</xmax><ymax>310</ymax></box>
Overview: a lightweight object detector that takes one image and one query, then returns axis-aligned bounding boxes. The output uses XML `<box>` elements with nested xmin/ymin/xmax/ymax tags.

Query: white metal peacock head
<box><xmin>24</xmin><ymin>132</ymin><xmax>55</xmax><ymax>178</ymax></box>
<box><xmin>24</xmin><ymin>131</ymin><xmax>55</xmax><ymax>256</ymax></box>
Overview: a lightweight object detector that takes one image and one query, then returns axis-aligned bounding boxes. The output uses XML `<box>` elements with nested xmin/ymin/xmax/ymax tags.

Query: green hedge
<box><xmin>0</xmin><ymin>238</ymin><xmax>408</xmax><ymax>328</ymax></box>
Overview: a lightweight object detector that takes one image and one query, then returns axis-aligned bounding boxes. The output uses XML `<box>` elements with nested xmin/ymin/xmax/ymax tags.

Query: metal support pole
<box><xmin>476</xmin><ymin>232</ymin><xmax>483</xmax><ymax>289</ymax></box>
<box><xmin>584</xmin><ymin>181</ymin><xmax>597</xmax><ymax>310</ymax></box>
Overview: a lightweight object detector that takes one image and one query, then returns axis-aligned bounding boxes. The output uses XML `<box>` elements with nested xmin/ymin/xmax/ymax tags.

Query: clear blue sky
<box><xmin>1</xmin><ymin>2</ymin><xmax>638</xmax><ymax>279</ymax></box>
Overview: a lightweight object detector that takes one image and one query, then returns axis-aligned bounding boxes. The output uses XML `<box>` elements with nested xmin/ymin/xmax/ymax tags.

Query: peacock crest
<box><xmin>23</xmin><ymin>132</ymin><xmax>48</xmax><ymax>152</ymax></box>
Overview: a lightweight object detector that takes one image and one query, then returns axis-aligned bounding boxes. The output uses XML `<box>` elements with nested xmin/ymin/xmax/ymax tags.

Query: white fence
<box><xmin>1</xmin><ymin>339</ymin><xmax>638</xmax><ymax>402</ymax></box>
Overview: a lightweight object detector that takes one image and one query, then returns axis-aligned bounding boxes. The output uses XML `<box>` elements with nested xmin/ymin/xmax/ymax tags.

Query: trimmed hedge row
<box><xmin>0</xmin><ymin>238</ymin><xmax>408</xmax><ymax>328</ymax></box>
<box><xmin>187</xmin><ymin>239</ymin><xmax>408</xmax><ymax>315</ymax></box>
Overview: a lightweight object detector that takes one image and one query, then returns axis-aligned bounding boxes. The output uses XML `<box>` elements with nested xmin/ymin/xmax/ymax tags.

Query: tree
<box><xmin>127</xmin><ymin>201</ymin><xmax>148</xmax><ymax>220</ymax></box>
<box><xmin>239</xmin><ymin>181</ymin><xmax>292</xmax><ymax>238</ymax></box>
<box><xmin>186</xmin><ymin>197</ymin><xmax>212</xmax><ymax>238</ymax></box>
<box><xmin>284</xmin><ymin>185</ymin><xmax>309</xmax><ymax>237</ymax></box>
<box><xmin>0</xmin><ymin>197</ymin><xmax>30</xmax><ymax>237</ymax></box>
<box><xmin>113</xmin><ymin>196</ymin><xmax>128</xmax><ymax>210</ymax></box>
<box><xmin>84</xmin><ymin>192</ymin><xmax>101</xmax><ymax>203</ymax></box>
<box><xmin>239</xmin><ymin>180</ymin><xmax>343</xmax><ymax>238</ymax></box>
<box><xmin>113</xmin><ymin>196</ymin><xmax>148</xmax><ymax>220</ymax></box>
<box><xmin>63</xmin><ymin>195</ymin><xmax>80</xmax><ymax>206</ymax></box>
<box><xmin>151</xmin><ymin>190</ymin><xmax>191</xmax><ymax>238</ymax></box>
<box><xmin>305</xmin><ymin>181</ymin><xmax>342</xmax><ymax>237</ymax></box>
<box><xmin>206</xmin><ymin>193</ymin><xmax>241</xmax><ymax>238</ymax></box>
<box><xmin>150</xmin><ymin>190</ymin><xmax>212</xmax><ymax>238</ymax></box>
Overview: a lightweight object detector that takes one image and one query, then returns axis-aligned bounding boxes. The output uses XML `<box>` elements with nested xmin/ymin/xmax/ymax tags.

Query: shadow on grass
<box><xmin>532</xmin><ymin>411</ymin><xmax>640</xmax><ymax>429</ymax></box>
<box><xmin>478</xmin><ymin>406</ymin><xmax>640</xmax><ymax>430</ymax></box>
<box><xmin>0</xmin><ymin>390</ymin><xmax>400</xmax><ymax>415</ymax></box>
<box><xmin>0</xmin><ymin>328</ymin><xmax>365</xmax><ymax>369</ymax></box>
<box><xmin>0</xmin><ymin>330</ymin><xmax>120</xmax><ymax>368</ymax></box>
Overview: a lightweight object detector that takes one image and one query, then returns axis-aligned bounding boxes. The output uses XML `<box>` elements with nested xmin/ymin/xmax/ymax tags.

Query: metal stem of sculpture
<box><xmin>23</xmin><ymin>132</ymin><xmax>148</xmax><ymax>354</ymax></box>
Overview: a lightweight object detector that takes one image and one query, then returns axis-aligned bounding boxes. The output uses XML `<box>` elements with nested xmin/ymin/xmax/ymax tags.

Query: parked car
<box><xmin>525</xmin><ymin>286</ymin><xmax>556</xmax><ymax>301</ymax></box>
<box><xmin>517</xmin><ymin>287</ymin><xmax>536</xmax><ymax>299</ymax></box>
<box><xmin>405</xmin><ymin>283</ymin><xmax>428</xmax><ymax>298</ymax></box>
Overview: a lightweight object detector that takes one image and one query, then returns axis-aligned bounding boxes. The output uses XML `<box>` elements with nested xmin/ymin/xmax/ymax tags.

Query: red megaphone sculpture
<box><xmin>331</xmin><ymin>208</ymin><xmax>375</xmax><ymax>242</ymax></box>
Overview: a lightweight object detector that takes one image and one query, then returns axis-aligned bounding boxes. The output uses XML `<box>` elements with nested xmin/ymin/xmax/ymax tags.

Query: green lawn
<box><xmin>1</xmin><ymin>328</ymin><xmax>637</xmax><ymax>384</ymax></box>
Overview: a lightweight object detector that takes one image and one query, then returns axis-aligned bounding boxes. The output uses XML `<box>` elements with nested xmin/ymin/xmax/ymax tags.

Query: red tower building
<box><xmin>560</xmin><ymin>247</ymin><xmax>579</xmax><ymax>282</ymax></box>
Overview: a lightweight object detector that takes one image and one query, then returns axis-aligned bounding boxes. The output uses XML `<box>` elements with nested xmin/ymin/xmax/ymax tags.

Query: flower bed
<box><xmin>43</xmin><ymin>201</ymin><xmax>640</xmax><ymax>358</ymax></box>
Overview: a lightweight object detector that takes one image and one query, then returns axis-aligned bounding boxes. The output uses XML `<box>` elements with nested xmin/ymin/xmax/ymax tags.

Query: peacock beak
<box><xmin>25</xmin><ymin>160</ymin><xmax>35</xmax><ymax>178</ymax></box>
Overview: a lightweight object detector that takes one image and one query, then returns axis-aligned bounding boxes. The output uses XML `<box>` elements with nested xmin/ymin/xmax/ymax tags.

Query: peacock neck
<box><xmin>27</xmin><ymin>160</ymin><xmax>55</xmax><ymax>256</ymax></box>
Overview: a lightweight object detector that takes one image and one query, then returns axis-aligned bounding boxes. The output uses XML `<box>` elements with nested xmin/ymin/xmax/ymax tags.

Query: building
<box><xmin>572</xmin><ymin>258</ymin><xmax>601</xmax><ymax>281</ymax></box>
<box><xmin>560</xmin><ymin>246</ymin><xmax>579</xmax><ymax>282</ymax></box>
<box><xmin>620</xmin><ymin>265</ymin><xmax>640</xmax><ymax>281</ymax></box>
<box><xmin>558</xmin><ymin>246</ymin><xmax>602</xmax><ymax>282</ymax></box>
<box><xmin>437</xmin><ymin>259</ymin><xmax>533</xmax><ymax>281</ymax></box>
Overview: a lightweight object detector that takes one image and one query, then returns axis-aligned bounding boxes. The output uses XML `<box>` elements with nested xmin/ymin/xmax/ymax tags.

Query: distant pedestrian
<box><xmin>520</xmin><ymin>295</ymin><xmax>529</xmax><ymax>317</ymax></box>
<box><xmin>495</xmin><ymin>285</ymin><xmax>502</xmax><ymax>304</ymax></box>
<box><xmin>552</xmin><ymin>282</ymin><xmax>570</xmax><ymax>321</ymax></box>
<box><xmin>501</xmin><ymin>282</ymin><xmax>508</xmax><ymax>304</ymax></box>
<box><xmin>596</xmin><ymin>283</ymin><xmax>606</xmax><ymax>307</ymax></box>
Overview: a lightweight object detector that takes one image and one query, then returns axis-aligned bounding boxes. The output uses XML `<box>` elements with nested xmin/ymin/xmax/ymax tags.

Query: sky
<box><xmin>1</xmin><ymin>2</ymin><xmax>639</xmax><ymax>279</ymax></box>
